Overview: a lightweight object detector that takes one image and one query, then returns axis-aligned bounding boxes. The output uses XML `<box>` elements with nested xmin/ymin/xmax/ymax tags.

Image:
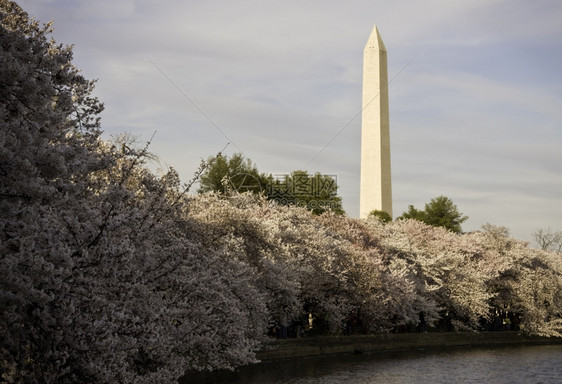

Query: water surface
<box><xmin>182</xmin><ymin>344</ymin><xmax>562</xmax><ymax>384</ymax></box>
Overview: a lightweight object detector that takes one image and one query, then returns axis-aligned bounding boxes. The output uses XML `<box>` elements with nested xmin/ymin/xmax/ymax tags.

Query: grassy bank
<box><xmin>256</xmin><ymin>332</ymin><xmax>562</xmax><ymax>362</ymax></box>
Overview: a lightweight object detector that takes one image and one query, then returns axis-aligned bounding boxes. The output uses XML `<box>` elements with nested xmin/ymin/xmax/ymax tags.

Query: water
<box><xmin>182</xmin><ymin>344</ymin><xmax>562</xmax><ymax>384</ymax></box>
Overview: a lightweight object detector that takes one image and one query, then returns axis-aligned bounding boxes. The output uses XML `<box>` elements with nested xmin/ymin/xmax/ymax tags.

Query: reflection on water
<box><xmin>181</xmin><ymin>344</ymin><xmax>562</xmax><ymax>384</ymax></box>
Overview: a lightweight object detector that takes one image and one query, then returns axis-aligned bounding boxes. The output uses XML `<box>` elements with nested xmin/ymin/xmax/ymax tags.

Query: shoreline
<box><xmin>256</xmin><ymin>332</ymin><xmax>562</xmax><ymax>362</ymax></box>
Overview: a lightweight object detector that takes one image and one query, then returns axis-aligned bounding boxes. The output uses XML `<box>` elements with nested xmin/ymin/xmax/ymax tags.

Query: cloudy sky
<box><xmin>19</xmin><ymin>0</ymin><xmax>562</xmax><ymax>244</ymax></box>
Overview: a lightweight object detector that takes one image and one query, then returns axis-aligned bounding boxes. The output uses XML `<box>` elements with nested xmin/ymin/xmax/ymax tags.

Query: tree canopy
<box><xmin>398</xmin><ymin>195</ymin><xmax>468</xmax><ymax>233</ymax></box>
<box><xmin>368</xmin><ymin>209</ymin><xmax>392</xmax><ymax>223</ymax></box>
<box><xmin>1</xmin><ymin>4</ymin><xmax>267</xmax><ymax>382</ymax></box>
<box><xmin>198</xmin><ymin>153</ymin><xmax>267</xmax><ymax>195</ymax></box>
<box><xmin>533</xmin><ymin>228</ymin><xmax>562</xmax><ymax>253</ymax></box>
<box><xmin>198</xmin><ymin>153</ymin><xmax>345</xmax><ymax>215</ymax></box>
<box><xmin>268</xmin><ymin>170</ymin><xmax>344</xmax><ymax>215</ymax></box>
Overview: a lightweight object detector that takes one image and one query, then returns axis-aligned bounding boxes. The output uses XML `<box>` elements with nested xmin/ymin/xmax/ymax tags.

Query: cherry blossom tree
<box><xmin>377</xmin><ymin>219</ymin><xmax>493</xmax><ymax>330</ymax></box>
<box><xmin>1</xmin><ymin>3</ymin><xmax>269</xmax><ymax>382</ymax></box>
<box><xmin>186</xmin><ymin>192</ymin><xmax>300</xmax><ymax>332</ymax></box>
<box><xmin>479</xmin><ymin>224</ymin><xmax>562</xmax><ymax>337</ymax></box>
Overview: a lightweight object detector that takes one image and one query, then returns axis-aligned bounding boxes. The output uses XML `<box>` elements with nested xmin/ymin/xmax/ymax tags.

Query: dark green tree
<box><xmin>268</xmin><ymin>170</ymin><xmax>345</xmax><ymax>215</ymax></box>
<box><xmin>198</xmin><ymin>153</ymin><xmax>268</xmax><ymax>195</ymax></box>
<box><xmin>199</xmin><ymin>154</ymin><xmax>345</xmax><ymax>215</ymax></box>
<box><xmin>398</xmin><ymin>195</ymin><xmax>468</xmax><ymax>233</ymax></box>
<box><xmin>368</xmin><ymin>209</ymin><xmax>392</xmax><ymax>223</ymax></box>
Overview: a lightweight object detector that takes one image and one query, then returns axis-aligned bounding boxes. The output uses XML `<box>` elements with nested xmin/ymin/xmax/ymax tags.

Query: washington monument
<box><xmin>359</xmin><ymin>25</ymin><xmax>392</xmax><ymax>219</ymax></box>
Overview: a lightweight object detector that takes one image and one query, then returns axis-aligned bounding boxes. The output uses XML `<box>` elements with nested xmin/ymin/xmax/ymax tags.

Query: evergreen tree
<box><xmin>368</xmin><ymin>209</ymin><xmax>392</xmax><ymax>223</ymax></box>
<box><xmin>198</xmin><ymin>154</ymin><xmax>345</xmax><ymax>215</ymax></box>
<box><xmin>198</xmin><ymin>153</ymin><xmax>268</xmax><ymax>195</ymax></box>
<box><xmin>268</xmin><ymin>170</ymin><xmax>344</xmax><ymax>215</ymax></box>
<box><xmin>398</xmin><ymin>196</ymin><xmax>468</xmax><ymax>233</ymax></box>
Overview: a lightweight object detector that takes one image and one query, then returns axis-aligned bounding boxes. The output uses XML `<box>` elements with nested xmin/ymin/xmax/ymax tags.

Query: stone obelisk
<box><xmin>360</xmin><ymin>25</ymin><xmax>392</xmax><ymax>218</ymax></box>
